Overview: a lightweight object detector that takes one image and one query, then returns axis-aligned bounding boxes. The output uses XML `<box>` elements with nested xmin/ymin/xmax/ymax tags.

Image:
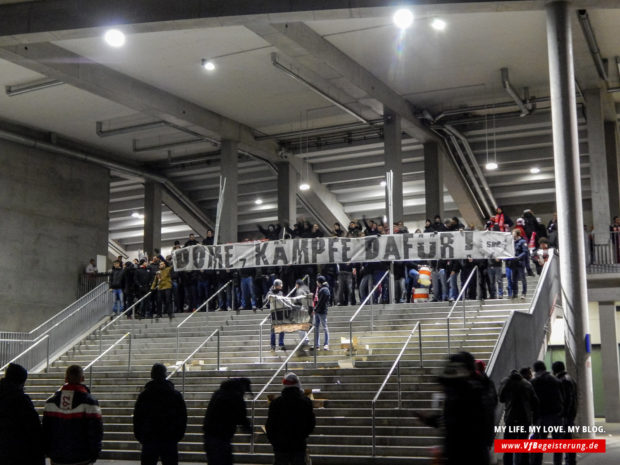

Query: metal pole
<box><xmin>176</xmin><ymin>328</ymin><xmax>179</xmax><ymax>362</ymax></box>
<box><xmin>462</xmin><ymin>294</ymin><xmax>466</xmax><ymax>327</ymax></box>
<box><xmin>397</xmin><ymin>361</ymin><xmax>401</xmax><ymax>409</ymax></box>
<box><xmin>372</xmin><ymin>401</ymin><xmax>376</xmax><ymax>457</ymax></box>
<box><xmin>313</xmin><ymin>327</ymin><xmax>317</xmax><ymax>367</ymax></box>
<box><xmin>99</xmin><ymin>329</ymin><xmax>102</xmax><ymax>354</ymax></box>
<box><xmin>371</xmin><ymin>304</ymin><xmax>374</xmax><ymax>332</ymax></box>
<box><xmin>349</xmin><ymin>322</ymin><xmax>353</xmax><ymax>357</ymax></box>
<box><xmin>182</xmin><ymin>363</ymin><xmax>186</xmax><ymax>396</ymax></box>
<box><xmin>128</xmin><ymin>333</ymin><xmax>132</xmax><ymax>371</ymax></box>
<box><xmin>259</xmin><ymin>323</ymin><xmax>263</xmax><ymax>363</ymax></box>
<box><xmin>250</xmin><ymin>401</ymin><xmax>256</xmax><ymax>453</ymax></box>
<box><xmin>89</xmin><ymin>365</ymin><xmax>93</xmax><ymax>391</ymax></box>
<box><xmin>217</xmin><ymin>330</ymin><xmax>221</xmax><ymax>371</ymax></box>
<box><xmin>213</xmin><ymin>176</ymin><xmax>226</xmax><ymax>246</ymax></box>
<box><xmin>387</xmin><ymin>170</ymin><xmax>396</xmax><ymax>303</ymax></box>
<box><xmin>419</xmin><ymin>323</ymin><xmax>423</xmax><ymax>368</ymax></box>
<box><xmin>546</xmin><ymin>0</ymin><xmax>595</xmax><ymax>432</ymax></box>
<box><xmin>447</xmin><ymin>319</ymin><xmax>451</xmax><ymax>355</ymax></box>
<box><xmin>46</xmin><ymin>335</ymin><xmax>50</xmax><ymax>373</ymax></box>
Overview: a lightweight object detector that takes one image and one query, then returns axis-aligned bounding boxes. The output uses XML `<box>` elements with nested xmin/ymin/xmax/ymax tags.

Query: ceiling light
<box><xmin>380</xmin><ymin>180</ymin><xmax>387</xmax><ymax>187</ymax></box>
<box><xmin>299</xmin><ymin>182</ymin><xmax>310</xmax><ymax>191</ymax></box>
<box><xmin>431</xmin><ymin>18</ymin><xmax>447</xmax><ymax>31</ymax></box>
<box><xmin>530</xmin><ymin>167</ymin><xmax>541</xmax><ymax>174</ymax></box>
<box><xmin>201</xmin><ymin>59</ymin><xmax>216</xmax><ymax>71</ymax></box>
<box><xmin>485</xmin><ymin>162</ymin><xmax>498</xmax><ymax>171</ymax></box>
<box><xmin>104</xmin><ymin>29</ymin><xmax>126</xmax><ymax>48</ymax></box>
<box><xmin>393</xmin><ymin>8</ymin><xmax>414</xmax><ymax>30</ymax></box>
<box><xmin>255</xmin><ymin>198</ymin><xmax>263</xmax><ymax>205</ymax></box>
<box><xmin>383</xmin><ymin>215</ymin><xmax>388</xmax><ymax>223</ymax></box>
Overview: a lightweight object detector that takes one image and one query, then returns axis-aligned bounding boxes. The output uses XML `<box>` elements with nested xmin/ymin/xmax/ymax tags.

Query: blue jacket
<box><xmin>43</xmin><ymin>384</ymin><xmax>103</xmax><ymax>464</ymax></box>
<box><xmin>314</xmin><ymin>284</ymin><xmax>330</xmax><ymax>314</ymax></box>
<box><xmin>513</xmin><ymin>238</ymin><xmax>529</xmax><ymax>266</ymax></box>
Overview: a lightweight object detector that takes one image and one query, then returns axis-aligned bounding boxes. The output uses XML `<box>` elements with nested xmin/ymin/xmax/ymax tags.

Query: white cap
<box><xmin>282</xmin><ymin>372</ymin><xmax>302</xmax><ymax>390</ymax></box>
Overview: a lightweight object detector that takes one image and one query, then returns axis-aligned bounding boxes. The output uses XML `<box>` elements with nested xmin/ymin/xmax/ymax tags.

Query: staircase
<box><xmin>24</xmin><ymin>280</ymin><xmax>537</xmax><ymax>464</ymax></box>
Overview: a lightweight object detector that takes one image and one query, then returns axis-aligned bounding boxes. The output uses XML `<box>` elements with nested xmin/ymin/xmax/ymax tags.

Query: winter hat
<box><xmin>273</xmin><ymin>279</ymin><xmax>283</xmax><ymax>288</ymax></box>
<box><xmin>282</xmin><ymin>372</ymin><xmax>302</xmax><ymax>390</ymax></box>
<box><xmin>316</xmin><ymin>275</ymin><xmax>327</xmax><ymax>284</ymax></box>
<box><xmin>516</xmin><ymin>218</ymin><xmax>524</xmax><ymax>225</ymax></box>
<box><xmin>295</xmin><ymin>279</ymin><xmax>305</xmax><ymax>286</ymax></box>
<box><xmin>4</xmin><ymin>363</ymin><xmax>27</xmax><ymax>385</ymax></box>
<box><xmin>151</xmin><ymin>363</ymin><xmax>167</xmax><ymax>381</ymax></box>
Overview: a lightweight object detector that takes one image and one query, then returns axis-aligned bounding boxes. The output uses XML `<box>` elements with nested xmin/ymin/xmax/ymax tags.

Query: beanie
<box><xmin>316</xmin><ymin>275</ymin><xmax>326</xmax><ymax>284</ymax></box>
<box><xmin>5</xmin><ymin>363</ymin><xmax>28</xmax><ymax>385</ymax></box>
<box><xmin>151</xmin><ymin>363</ymin><xmax>167</xmax><ymax>381</ymax></box>
<box><xmin>282</xmin><ymin>372</ymin><xmax>302</xmax><ymax>390</ymax></box>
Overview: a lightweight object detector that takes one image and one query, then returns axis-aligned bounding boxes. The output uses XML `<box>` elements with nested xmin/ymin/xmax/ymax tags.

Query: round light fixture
<box><xmin>202</xmin><ymin>59</ymin><xmax>216</xmax><ymax>71</ymax></box>
<box><xmin>485</xmin><ymin>162</ymin><xmax>498</xmax><ymax>171</ymax></box>
<box><xmin>104</xmin><ymin>29</ymin><xmax>126</xmax><ymax>48</ymax></box>
<box><xmin>431</xmin><ymin>18</ymin><xmax>447</xmax><ymax>31</ymax></box>
<box><xmin>299</xmin><ymin>182</ymin><xmax>310</xmax><ymax>191</ymax></box>
<box><xmin>255</xmin><ymin>198</ymin><xmax>263</xmax><ymax>205</ymax></box>
<box><xmin>393</xmin><ymin>8</ymin><xmax>414</xmax><ymax>30</ymax></box>
<box><xmin>530</xmin><ymin>167</ymin><xmax>541</xmax><ymax>174</ymax></box>
<box><xmin>380</xmin><ymin>180</ymin><xmax>387</xmax><ymax>187</ymax></box>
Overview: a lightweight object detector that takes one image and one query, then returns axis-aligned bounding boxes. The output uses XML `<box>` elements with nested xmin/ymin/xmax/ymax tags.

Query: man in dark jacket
<box><xmin>133</xmin><ymin>363</ymin><xmax>187</xmax><ymax>465</ymax></box>
<box><xmin>530</xmin><ymin>361</ymin><xmax>564</xmax><ymax>465</ymax></box>
<box><xmin>0</xmin><ymin>363</ymin><xmax>45</xmax><ymax>465</ymax></box>
<box><xmin>266</xmin><ymin>373</ymin><xmax>315</xmax><ymax>465</ymax></box>
<box><xmin>499</xmin><ymin>369</ymin><xmax>540</xmax><ymax>465</ymax></box>
<box><xmin>203</xmin><ymin>377</ymin><xmax>253</xmax><ymax>465</ymax></box>
<box><xmin>312</xmin><ymin>275</ymin><xmax>330</xmax><ymax>351</ymax></box>
<box><xmin>43</xmin><ymin>365</ymin><xmax>103</xmax><ymax>465</ymax></box>
<box><xmin>553</xmin><ymin>361</ymin><xmax>578</xmax><ymax>465</ymax></box>
<box><xmin>110</xmin><ymin>260</ymin><xmax>125</xmax><ymax>315</ymax></box>
<box><xmin>510</xmin><ymin>230</ymin><xmax>529</xmax><ymax>300</ymax></box>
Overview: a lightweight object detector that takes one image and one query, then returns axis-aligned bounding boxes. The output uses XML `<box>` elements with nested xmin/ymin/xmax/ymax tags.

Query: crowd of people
<box><xmin>0</xmin><ymin>362</ymin><xmax>315</xmax><ymax>465</ymax></box>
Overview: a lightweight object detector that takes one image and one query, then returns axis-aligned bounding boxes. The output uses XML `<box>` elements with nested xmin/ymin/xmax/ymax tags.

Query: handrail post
<box><xmin>46</xmin><ymin>335</ymin><xmax>50</xmax><ymax>373</ymax></box>
<box><xmin>348</xmin><ymin>322</ymin><xmax>353</xmax><ymax>357</ymax></box>
<box><xmin>418</xmin><ymin>323</ymin><xmax>423</xmax><ymax>368</ymax></box>
<box><xmin>89</xmin><ymin>365</ymin><xmax>93</xmax><ymax>391</ymax></box>
<box><xmin>397</xmin><ymin>361</ymin><xmax>401</xmax><ymax>409</ymax></box>
<box><xmin>216</xmin><ymin>329</ymin><xmax>221</xmax><ymax>371</ymax></box>
<box><xmin>182</xmin><ymin>363</ymin><xmax>186</xmax><ymax>396</ymax></box>
<box><xmin>462</xmin><ymin>293</ymin><xmax>466</xmax><ymax>327</ymax></box>
<box><xmin>128</xmin><ymin>332</ymin><xmax>132</xmax><ymax>372</ymax></box>
<box><xmin>447</xmin><ymin>319</ymin><xmax>451</xmax><ymax>355</ymax></box>
<box><xmin>176</xmin><ymin>327</ymin><xmax>180</xmax><ymax>362</ymax></box>
<box><xmin>372</xmin><ymin>401</ymin><xmax>376</xmax><ymax>457</ymax></box>
<box><xmin>99</xmin><ymin>328</ymin><xmax>102</xmax><ymax>354</ymax></box>
<box><xmin>259</xmin><ymin>323</ymin><xmax>263</xmax><ymax>363</ymax></box>
<box><xmin>371</xmin><ymin>304</ymin><xmax>374</xmax><ymax>332</ymax></box>
<box><xmin>250</xmin><ymin>400</ymin><xmax>256</xmax><ymax>453</ymax></box>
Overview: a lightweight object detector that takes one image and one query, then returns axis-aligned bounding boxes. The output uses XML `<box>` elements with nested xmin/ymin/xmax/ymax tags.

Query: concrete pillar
<box><xmin>383</xmin><ymin>107</ymin><xmax>403</xmax><ymax>223</ymax></box>
<box><xmin>585</xmin><ymin>88</ymin><xmax>611</xmax><ymax>243</ymax></box>
<box><xmin>143</xmin><ymin>181</ymin><xmax>162</xmax><ymax>257</ymax></box>
<box><xmin>604</xmin><ymin>121</ymin><xmax>620</xmax><ymax>217</ymax></box>
<box><xmin>424</xmin><ymin>142</ymin><xmax>444</xmax><ymax>220</ymax></box>
<box><xmin>276</xmin><ymin>161</ymin><xmax>297</xmax><ymax>228</ymax></box>
<box><xmin>598</xmin><ymin>301</ymin><xmax>620</xmax><ymax>421</ymax></box>
<box><xmin>219</xmin><ymin>139</ymin><xmax>239</xmax><ymax>244</ymax></box>
<box><xmin>546</xmin><ymin>0</ymin><xmax>595</xmax><ymax>433</ymax></box>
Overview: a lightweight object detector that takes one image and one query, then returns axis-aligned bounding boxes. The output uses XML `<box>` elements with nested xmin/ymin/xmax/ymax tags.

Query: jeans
<box><xmin>505</xmin><ymin>267</ymin><xmax>513</xmax><ymax>297</ymax></box>
<box><xmin>372</xmin><ymin>270</ymin><xmax>388</xmax><ymax>303</ymax></box>
<box><xmin>431</xmin><ymin>269</ymin><xmax>447</xmax><ymax>301</ymax></box>
<box><xmin>197</xmin><ymin>280</ymin><xmax>210</xmax><ymax>307</ymax></box>
<box><xmin>314</xmin><ymin>312</ymin><xmax>329</xmax><ymax>347</ymax></box>
<box><xmin>140</xmin><ymin>441</ymin><xmax>178</xmax><ymax>465</ymax></box>
<box><xmin>157</xmin><ymin>288</ymin><xmax>173</xmax><ymax>317</ymax></box>
<box><xmin>337</xmin><ymin>271</ymin><xmax>355</xmax><ymax>305</ymax></box>
<box><xmin>217</xmin><ymin>283</ymin><xmax>232</xmax><ymax>309</ymax></box>
<box><xmin>359</xmin><ymin>275</ymin><xmax>372</xmax><ymax>303</ymax></box>
<box><xmin>204</xmin><ymin>435</ymin><xmax>232</xmax><ymax>465</ymax></box>
<box><xmin>241</xmin><ymin>276</ymin><xmax>256</xmax><ymax>309</ymax></box>
<box><xmin>448</xmin><ymin>272</ymin><xmax>459</xmax><ymax>300</ymax></box>
<box><xmin>184</xmin><ymin>282</ymin><xmax>198</xmax><ymax>310</ymax></box>
<box><xmin>112</xmin><ymin>289</ymin><xmax>124</xmax><ymax>314</ymax></box>
<box><xmin>511</xmin><ymin>265</ymin><xmax>527</xmax><ymax>297</ymax></box>
<box><xmin>270</xmin><ymin>330</ymin><xmax>285</xmax><ymax>347</ymax></box>
<box><xmin>488</xmin><ymin>266</ymin><xmax>503</xmax><ymax>298</ymax></box>
<box><xmin>395</xmin><ymin>277</ymin><xmax>406</xmax><ymax>303</ymax></box>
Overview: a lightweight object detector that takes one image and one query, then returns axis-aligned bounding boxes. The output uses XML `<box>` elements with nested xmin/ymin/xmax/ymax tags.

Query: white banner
<box><xmin>173</xmin><ymin>231</ymin><xmax>514</xmax><ymax>271</ymax></box>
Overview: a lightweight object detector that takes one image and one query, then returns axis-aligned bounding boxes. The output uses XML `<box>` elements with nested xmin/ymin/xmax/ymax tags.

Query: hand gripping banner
<box><xmin>173</xmin><ymin>231</ymin><xmax>515</xmax><ymax>271</ymax></box>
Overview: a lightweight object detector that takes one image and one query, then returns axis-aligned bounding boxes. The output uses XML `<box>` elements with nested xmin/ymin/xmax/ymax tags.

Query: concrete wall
<box><xmin>0</xmin><ymin>139</ymin><xmax>109</xmax><ymax>331</ymax></box>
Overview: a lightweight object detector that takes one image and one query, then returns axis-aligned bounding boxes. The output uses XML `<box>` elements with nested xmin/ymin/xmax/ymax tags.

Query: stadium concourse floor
<box><xmin>93</xmin><ymin>420</ymin><xmax>620</xmax><ymax>465</ymax></box>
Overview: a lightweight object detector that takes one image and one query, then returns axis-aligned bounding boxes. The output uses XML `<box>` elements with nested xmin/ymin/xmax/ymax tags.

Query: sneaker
<box><xmin>323</xmin><ymin>344</ymin><xmax>329</xmax><ymax>351</ymax></box>
<box><xmin>520</xmin><ymin>295</ymin><xmax>526</xmax><ymax>301</ymax></box>
<box><xmin>270</xmin><ymin>345</ymin><xmax>276</xmax><ymax>351</ymax></box>
<box><xmin>279</xmin><ymin>345</ymin><xmax>286</xmax><ymax>351</ymax></box>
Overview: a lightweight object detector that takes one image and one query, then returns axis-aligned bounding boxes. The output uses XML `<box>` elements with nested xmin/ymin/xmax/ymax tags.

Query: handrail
<box><xmin>250</xmin><ymin>326</ymin><xmax>316</xmax><ymax>453</ymax></box>
<box><xmin>285</xmin><ymin>274</ymin><xmax>309</xmax><ymax>298</ymax></box>
<box><xmin>446</xmin><ymin>266</ymin><xmax>478</xmax><ymax>355</ymax></box>
<box><xmin>84</xmin><ymin>332</ymin><xmax>132</xmax><ymax>390</ymax></box>
<box><xmin>167</xmin><ymin>328</ymin><xmax>220</xmax><ymax>395</ymax></box>
<box><xmin>98</xmin><ymin>292</ymin><xmax>152</xmax><ymax>352</ymax></box>
<box><xmin>348</xmin><ymin>270</ymin><xmax>389</xmax><ymax>356</ymax></box>
<box><xmin>176</xmin><ymin>280</ymin><xmax>232</xmax><ymax>360</ymax></box>
<box><xmin>28</xmin><ymin>282</ymin><xmax>108</xmax><ymax>336</ymax></box>
<box><xmin>0</xmin><ymin>335</ymin><xmax>50</xmax><ymax>372</ymax></box>
<box><xmin>371</xmin><ymin>321</ymin><xmax>423</xmax><ymax>456</ymax></box>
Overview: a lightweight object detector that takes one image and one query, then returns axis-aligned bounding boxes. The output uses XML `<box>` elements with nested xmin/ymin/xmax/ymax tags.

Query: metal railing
<box><xmin>445</xmin><ymin>266</ymin><xmax>478</xmax><ymax>355</ymax></box>
<box><xmin>348</xmin><ymin>271</ymin><xmax>389</xmax><ymax>356</ymax></box>
<box><xmin>371</xmin><ymin>321</ymin><xmax>423</xmax><ymax>456</ymax></box>
<box><xmin>588</xmin><ymin>231</ymin><xmax>620</xmax><ymax>272</ymax></box>
<box><xmin>78</xmin><ymin>272</ymin><xmax>110</xmax><ymax>298</ymax></box>
<box><xmin>176</xmin><ymin>280</ymin><xmax>232</xmax><ymax>360</ymax></box>
<box><xmin>167</xmin><ymin>328</ymin><xmax>220</xmax><ymax>395</ymax></box>
<box><xmin>0</xmin><ymin>283</ymin><xmax>111</xmax><ymax>370</ymax></box>
<box><xmin>250</xmin><ymin>326</ymin><xmax>316</xmax><ymax>453</ymax></box>
<box><xmin>0</xmin><ymin>335</ymin><xmax>51</xmax><ymax>373</ymax></box>
<box><xmin>84</xmin><ymin>332</ymin><xmax>132</xmax><ymax>390</ymax></box>
<box><xmin>258</xmin><ymin>275</ymin><xmax>310</xmax><ymax>363</ymax></box>
<box><xmin>98</xmin><ymin>292</ymin><xmax>152</xmax><ymax>353</ymax></box>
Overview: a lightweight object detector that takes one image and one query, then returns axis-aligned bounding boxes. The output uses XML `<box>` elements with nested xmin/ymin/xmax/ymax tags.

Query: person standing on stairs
<box><xmin>151</xmin><ymin>260</ymin><xmax>174</xmax><ymax>320</ymax></box>
<box><xmin>133</xmin><ymin>363</ymin><xmax>187</xmax><ymax>465</ymax></box>
<box><xmin>312</xmin><ymin>275</ymin><xmax>330</xmax><ymax>351</ymax></box>
<box><xmin>267</xmin><ymin>279</ymin><xmax>286</xmax><ymax>350</ymax></box>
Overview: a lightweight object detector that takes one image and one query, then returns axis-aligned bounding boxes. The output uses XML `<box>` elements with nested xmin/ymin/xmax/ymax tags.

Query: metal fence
<box><xmin>588</xmin><ymin>231</ymin><xmax>620</xmax><ymax>273</ymax></box>
<box><xmin>78</xmin><ymin>273</ymin><xmax>110</xmax><ymax>298</ymax></box>
<box><xmin>1</xmin><ymin>282</ymin><xmax>112</xmax><ymax>371</ymax></box>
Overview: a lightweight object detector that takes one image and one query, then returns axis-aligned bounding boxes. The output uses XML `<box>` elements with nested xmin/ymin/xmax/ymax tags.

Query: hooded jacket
<box><xmin>266</xmin><ymin>386</ymin><xmax>315</xmax><ymax>453</ymax></box>
<box><xmin>133</xmin><ymin>379</ymin><xmax>187</xmax><ymax>444</ymax></box>
<box><xmin>499</xmin><ymin>371</ymin><xmax>539</xmax><ymax>426</ymax></box>
<box><xmin>203</xmin><ymin>379</ymin><xmax>252</xmax><ymax>442</ymax></box>
<box><xmin>314</xmin><ymin>282</ymin><xmax>330</xmax><ymax>314</ymax></box>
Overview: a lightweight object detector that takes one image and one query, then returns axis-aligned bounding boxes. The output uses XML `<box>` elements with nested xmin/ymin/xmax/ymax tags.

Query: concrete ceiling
<box><xmin>0</xmin><ymin>1</ymin><xmax>618</xmax><ymax>250</ymax></box>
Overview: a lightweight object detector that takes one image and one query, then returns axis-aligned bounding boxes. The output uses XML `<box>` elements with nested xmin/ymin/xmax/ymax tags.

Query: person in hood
<box><xmin>133</xmin><ymin>363</ymin><xmax>187</xmax><ymax>465</ymax></box>
<box><xmin>266</xmin><ymin>373</ymin><xmax>315</xmax><ymax>465</ymax></box>
<box><xmin>203</xmin><ymin>377</ymin><xmax>253</xmax><ymax>465</ymax></box>
<box><xmin>0</xmin><ymin>363</ymin><xmax>45</xmax><ymax>465</ymax></box>
<box><xmin>42</xmin><ymin>365</ymin><xmax>103</xmax><ymax>465</ymax></box>
<box><xmin>312</xmin><ymin>276</ymin><xmax>330</xmax><ymax>351</ymax></box>
<box><xmin>110</xmin><ymin>260</ymin><xmax>125</xmax><ymax>316</ymax></box>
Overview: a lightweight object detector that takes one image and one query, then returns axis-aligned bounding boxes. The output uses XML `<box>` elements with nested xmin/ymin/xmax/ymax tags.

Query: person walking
<box><xmin>203</xmin><ymin>378</ymin><xmax>253</xmax><ymax>465</ymax></box>
<box><xmin>266</xmin><ymin>373</ymin><xmax>316</xmax><ymax>465</ymax></box>
<box><xmin>530</xmin><ymin>361</ymin><xmax>564</xmax><ymax>465</ymax></box>
<box><xmin>552</xmin><ymin>361</ymin><xmax>578</xmax><ymax>465</ymax></box>
<box><xmin>0</xmin><ymin>363</ymin><xmax>45</xmax><ymax>465</ymax></box>
<box><xmin>133</xmin><ymin>363</ymin><xmax>187</xmax><ymax>465</ymax></box>
<box><xmin>312</xmin><ymin>275</ymin><xmax>330</xmax><ymax>351</ymax></box>
<box><xmin>42</xmin><ymin>365</ymin><xmax>103</xmax><ymax>465</ymax></box>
